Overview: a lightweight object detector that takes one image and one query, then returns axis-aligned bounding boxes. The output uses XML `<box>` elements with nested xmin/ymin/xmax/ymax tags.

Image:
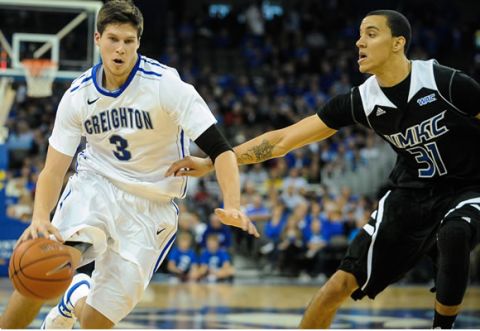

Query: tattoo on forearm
<box><xmin>238</xmin><ymin>140</ymin><xmax>275</xmax><ymax>164</ymax></box>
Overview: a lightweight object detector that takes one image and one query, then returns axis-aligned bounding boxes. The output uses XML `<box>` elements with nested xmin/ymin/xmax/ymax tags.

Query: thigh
<box><xmin>112</xmin><ymin>198</ymin><xmax>179</xmax><ymax>286</ymax></box>
<box><xmin>86</xmin><ymin>248</ymin><xmax>144</xmax><ymax>325</ymax></box>
<box><xmin>52</xmin><ymin>173</ymin><xmax>112</xmax><ymax>266</ymax></box>
<box><xmin>339</xmin><ymin>189</ymin><xmax>437</xmax><ymax>300</ymax></box>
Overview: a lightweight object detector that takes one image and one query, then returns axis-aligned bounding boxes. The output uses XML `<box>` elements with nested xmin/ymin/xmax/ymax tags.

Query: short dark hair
<box><xmin>97</xmin><ymin>0</ymin><xmax>144</xmax><ymax>38</ymax></box>
<box><xmin>366</xmin><ymin>9</ymin><xmax>411</xmax><ymax>54</ymax></box>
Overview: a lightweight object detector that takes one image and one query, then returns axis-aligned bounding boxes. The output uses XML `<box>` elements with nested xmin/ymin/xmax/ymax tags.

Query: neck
<box><xmin>103</xmin><ymin>54</ymin><xmax>137</xmax><ymax>91</ymax></box>
<box><xmin>103</xmin><ymin>73</ymin><xmax>124</xmax><ymax>91</ymax></box>
<box><xmin>375</xmin><ymin>55</ymin><xmax>411</xmax><ymax>87</ymax></box>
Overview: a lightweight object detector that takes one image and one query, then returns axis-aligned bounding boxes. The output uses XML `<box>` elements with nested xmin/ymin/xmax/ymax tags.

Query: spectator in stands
<box><xmin>303</xmin><ymin>218</ymin><xmax>328</xmax><ymax>279</ymax></box>
<box><xmin>277</xmin><ymin>205</ymin><xmax>306</xmax><ymax>276</ymax></box>
<box><xmin>200</xmin><ymin>212</ymin><xmax>232</xmax><ymax>250</ymax></box>
<box><xmin>261</xmin><ymin>200</ymin><xmax>287</xmax><ymax>246</ymax></box>
<box><xmin>281</xmin><ymin>184</ymin><xmax>306</xmax><ymax>211</ymax></box>
<box><xmin>198</xmin><ymin>234</ymin><xmax>235</xmax><ymax>282</ymax></box>
<box><xmin>282</xmin><ymin>167</ymin><xmax>308</xmax><ymax>192</ymax></box>
<box><xmin>167</xmin><ymin>232</ymin><xmax>199</xmax><ymax>283</ymax></box>
<box><xmin>6</xmin><ymin>120</ymin><xmax>35</xmax><ymax>168</ymax></box>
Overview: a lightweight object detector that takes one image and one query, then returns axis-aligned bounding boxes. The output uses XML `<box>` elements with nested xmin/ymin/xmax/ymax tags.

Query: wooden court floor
<box><xmin>0</xmin><ymin>279</ymin><xmax>479</xmax><ymax>328</ymax></box>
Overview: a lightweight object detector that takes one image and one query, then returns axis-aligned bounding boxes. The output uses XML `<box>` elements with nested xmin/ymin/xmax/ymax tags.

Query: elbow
<box><xmin>275</xmin><ymin>143</ymin><xmax>290</xmax><ymax>158</ymax></box>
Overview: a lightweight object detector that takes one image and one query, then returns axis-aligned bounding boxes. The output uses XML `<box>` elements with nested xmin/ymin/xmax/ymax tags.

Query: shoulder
<box><xmin>69</xmin><ymin>67</ymin><xmax>95</xmax><ymax>94</ymax></box>
<box><xmin>137</xmin><ymin>55</ymin><xmax>195</xmax><ymax>97</ymax></box>
<box><xmin>431</xmin><ymin>60</ymin><xmax>458</xmax><ymax>83</ymax></box>
<box><xmin>137</xmin><ymin>55</ymin><xmax>180</xmax><ymax>81</ymax></box>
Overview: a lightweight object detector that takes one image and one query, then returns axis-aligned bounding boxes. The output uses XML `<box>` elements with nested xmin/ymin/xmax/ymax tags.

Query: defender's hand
<box><xmin>215</xmin><ymin>208</ymin><xmax>260</xmax><ymax>238</ymax></box>
<box><xmin>165</xmin><ymin>156</ymin><xmax>214</xmax><ymax>178</ymax></box>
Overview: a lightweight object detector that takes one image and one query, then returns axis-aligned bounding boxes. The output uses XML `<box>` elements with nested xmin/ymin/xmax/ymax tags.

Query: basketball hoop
<box><xmin>21</xmin><ymin>59</ymin><xmax>57</xmax><ymax>98</ymax></box>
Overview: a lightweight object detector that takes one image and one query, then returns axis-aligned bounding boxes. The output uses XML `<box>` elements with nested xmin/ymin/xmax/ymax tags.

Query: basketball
<box><xmin>8</xmin><ymin>238</ymin><xmax>74</xmax><ymax>300</ymax></box>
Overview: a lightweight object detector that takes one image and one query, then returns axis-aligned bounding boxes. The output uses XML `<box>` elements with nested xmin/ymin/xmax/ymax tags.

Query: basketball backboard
<box><xmin>0</xmin><ymin>0</ymin><xmax>102</xmax><ymax>81</ymax></box>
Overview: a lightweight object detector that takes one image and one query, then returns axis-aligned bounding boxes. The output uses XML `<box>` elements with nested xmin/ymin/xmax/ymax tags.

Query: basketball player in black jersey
<box><xmin>166</xmin><ymin>9</ymin><xmax>480</xmax><ymax>329</ymax></box>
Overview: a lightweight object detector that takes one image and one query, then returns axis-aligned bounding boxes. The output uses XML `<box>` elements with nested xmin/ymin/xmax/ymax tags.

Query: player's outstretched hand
<box><xmin>16</xmin><ymin>220</ymin><xmax>64</xmax><ymax>247</ymax></box>
<box><xmin>165</xmin><ymin>156</ymin><xmax>214</xmax><ymax>178</ymax></box>
<box><xmin>215</xmin><ymin>208</ymin><xmax>260</xmax><ymax>238</ymax></box>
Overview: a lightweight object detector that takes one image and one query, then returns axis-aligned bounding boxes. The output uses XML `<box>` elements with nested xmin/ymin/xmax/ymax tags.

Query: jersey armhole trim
<box><xmin>437</xmin><ymin>69</ymin><xmax>468</xmax><ymax>116</ymax></box>
<box><xmin>351</xmin><ymin>87</ymin><xmax>372</xmax><ymax>128</ymax></box>
<box><xmin>350</xmin><ymin>88</ymin><xmax>359</xmax><ymax>125</ymax></box>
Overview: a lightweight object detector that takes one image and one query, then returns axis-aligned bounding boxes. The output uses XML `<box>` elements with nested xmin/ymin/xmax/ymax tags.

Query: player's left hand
<box><xmin>165</xmin><ymin>156</ymin><xmax>214</xmax><ymax>178</ymax></box>
<box><xmin>215</xmin><ymin>208</ymin><xmax>260</xmax><ymax>238</ymax></box>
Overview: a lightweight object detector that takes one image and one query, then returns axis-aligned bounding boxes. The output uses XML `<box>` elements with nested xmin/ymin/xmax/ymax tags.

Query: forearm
<box><xmin>233</xmin><ymin>130</ymin><xmax>287</xmax><ymax>165</ymax></box>
<box><xmin>233</xmin><ymin>115</ymin><xmax>336</xmax><ymax>165</ymax></box>
<box><xmin>32</xmin><ymin>169</ymin><xmax>67</xmax><ymax>222</ymax></box>
<box><xmin>214</xmin><ymin>150</ymin><xmax>241</xmax><ymax>209</ymax></box>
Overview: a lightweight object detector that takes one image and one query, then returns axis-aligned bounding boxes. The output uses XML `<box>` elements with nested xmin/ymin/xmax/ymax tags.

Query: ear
<box><xmin>94</xmin><ymin>32</ymin><xmax>101</xmax><ymax>46</ymax></box>
<box><xmin>393</xmin><ymin>36</ymin><xmax>406</xmax><ymax>53</ymax></box>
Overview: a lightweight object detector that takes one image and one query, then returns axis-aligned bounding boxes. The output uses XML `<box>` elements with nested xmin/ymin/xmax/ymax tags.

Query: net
<box><xmin>21</xmin><ymin>59</ymin><xmax>57</xmax><ymax>98</ymax></box>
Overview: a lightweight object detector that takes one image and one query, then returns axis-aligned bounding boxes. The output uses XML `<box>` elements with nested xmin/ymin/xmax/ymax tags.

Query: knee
<box><xmin>438</xmin><ymin>220</ymin><xmax>472</xmax><ymax>261</ymax></box>
<box><xmin>322</xmin><ymin>270</ymin><xmax>358</xmax><ymax>298</ymax></box>
<box><xmin>79</xmin><ymin>304</ymin><xmax>115</xmax><ymax>329</ymax></box>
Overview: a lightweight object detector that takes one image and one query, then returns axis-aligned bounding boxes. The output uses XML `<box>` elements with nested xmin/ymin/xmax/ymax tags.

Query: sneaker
<box><xmin>41</xmin><ymin>273</ymin><xmax>91</xmax><ymax>329</ymax></box>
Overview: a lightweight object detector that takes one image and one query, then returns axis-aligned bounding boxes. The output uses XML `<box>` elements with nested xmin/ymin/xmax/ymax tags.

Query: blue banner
<box><xmin>0</xmin><ymin>143</ymin><xmax>6</xmax><ymax>220</ymax></box>
<box><xmin>0</xmin><ymin>218</ymin><xmax>28</xmax><ymax>277</ymax></box>
<box><xmin>0</xmin><ymin>144</ymin><xmax>28</xmax><ymax>277</ymax></box>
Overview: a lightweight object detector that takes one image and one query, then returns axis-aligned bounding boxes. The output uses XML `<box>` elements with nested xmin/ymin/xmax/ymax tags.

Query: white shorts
<box><xmin>52</xmin><ymin>171</ymin><xmax>178</xmax><ymax>324</ymax></box>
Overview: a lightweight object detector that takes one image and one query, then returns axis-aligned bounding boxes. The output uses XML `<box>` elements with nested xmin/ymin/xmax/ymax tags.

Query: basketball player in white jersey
<box><xmin>0</xmin><ymin>0</ymin><xmax>258</xmax><ymax>329</ymax></box>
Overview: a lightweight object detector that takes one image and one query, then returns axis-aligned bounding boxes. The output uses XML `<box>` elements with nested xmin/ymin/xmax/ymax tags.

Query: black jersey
<box><xmin>318</xmin><ymin>59</ymin><xmax>480</xmax><ymax>189</ymax></box>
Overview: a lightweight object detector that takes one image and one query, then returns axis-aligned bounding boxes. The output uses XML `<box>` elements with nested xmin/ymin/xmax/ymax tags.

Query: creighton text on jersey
<box><xmin>84</xmin><ymin>108</ymin><xmax>153</xmax><ymax>134</ymax></box>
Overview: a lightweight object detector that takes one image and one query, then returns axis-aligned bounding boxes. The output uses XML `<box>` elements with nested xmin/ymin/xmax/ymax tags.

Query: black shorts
<box><xmin>339</xmin><ymin>187</ymin><xmax>480</xmax><ymax>300</ymax></box>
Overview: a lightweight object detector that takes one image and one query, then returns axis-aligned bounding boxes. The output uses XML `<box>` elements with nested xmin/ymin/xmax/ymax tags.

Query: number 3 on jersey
<box><xmin>407</xmin><ymin>142</ymin><xmax>447</xmax><ymax>178</ymax></box>
<box><xmin>109</xmin><ymin>135</ymin><xmax>131</xmax><ymax>161</ymax></box>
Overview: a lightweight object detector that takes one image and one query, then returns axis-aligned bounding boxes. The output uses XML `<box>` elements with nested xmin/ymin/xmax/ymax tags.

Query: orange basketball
<box><xmin>8</xmin><ymin>238</ymin><xmax>74</xmax><ymax>300</ymax></box>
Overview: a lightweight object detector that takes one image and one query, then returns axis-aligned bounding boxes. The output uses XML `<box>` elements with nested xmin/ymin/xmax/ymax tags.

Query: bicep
<box><xmin>43</xmin><ymin>145</ymin><xmax>74</xmax><ymax>177</ymax></box>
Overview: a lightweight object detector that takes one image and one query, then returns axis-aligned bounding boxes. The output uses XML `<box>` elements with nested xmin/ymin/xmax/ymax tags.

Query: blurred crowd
<box><xmin>3</xmin><ymin>0</ymin><xmax>480</xmax><ymax>283</ymax></box>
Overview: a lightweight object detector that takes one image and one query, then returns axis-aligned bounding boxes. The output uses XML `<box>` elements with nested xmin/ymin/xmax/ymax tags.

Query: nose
<box><xmin>115</xmin><ymin>42</ymin><xmax>126</xmax><ymax>54</ymax></box>
<box><xmin>356</xmin><ymin>36</ymin><xmax>365</xmax><ymax>49</ymax></box>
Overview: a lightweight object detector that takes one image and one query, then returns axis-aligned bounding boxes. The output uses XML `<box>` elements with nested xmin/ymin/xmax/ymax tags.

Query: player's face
<box><xmin>95</xmin><ymin>23</ymin><xmax>140</xmax><ymax>80</ymax></box>
<box><xmin>356</xmin><ymin>15</ymin><xmax>396</xmax><ymax>74</ymax></box>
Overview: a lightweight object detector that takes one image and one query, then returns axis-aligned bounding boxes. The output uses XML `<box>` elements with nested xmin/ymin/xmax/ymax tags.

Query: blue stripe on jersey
<box><xmin>180</xmin><ymin>129</ymin><xmax>188</xmax><ymax>198</ymax></box>
<box><xmin>153</xmin><ymin>234</ymin><xmax>177</xmax><ymax>274</ymax></box>
<box><xmin>92</xmin><ymin>55</ymin><xmax>141</xmax><ymax>97</ymax></box>
<box><xmin>138</xmin><ymin>67</ymin><xmax>162</xmax><ymax>77</ymax></box>
<box><xmin>180</xmin><ymin>130</ymin><xmax>185</xmax><ymax>157</ymax></box>
<box><xmin>172</xmin><ymin>200</ymin><xmax>179</xmax><ymax>215</ymax></box>
<box><xmin>70</xmin><ymin>75</ymin><xmax>92</xmax><ymax>93</ymax></box>
<box><xmin>72</xmin><ymin>72</ymin><xmax>87</xmax><ymax>84</ymax></box>
<box><xmin>59</xmin><ymin>188</ymin><xmax>72</xmax><ymax>209</ymax></box>
<box><xmin>141</xmin><ymin>56</ymin><xmax>167</xmax><ymax>69</ymax></box>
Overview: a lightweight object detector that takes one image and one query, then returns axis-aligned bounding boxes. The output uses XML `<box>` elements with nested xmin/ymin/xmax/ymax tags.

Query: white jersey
<box><xmin>49</xmin><ymin>55</ymin><xmax>216</xmax><ymax>201</ymax></box>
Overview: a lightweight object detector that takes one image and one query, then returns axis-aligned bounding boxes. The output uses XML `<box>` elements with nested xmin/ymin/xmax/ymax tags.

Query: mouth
<box><xmin>358</xmin><ymin>53</ymin><xmax>367</xmax><ymax>64</ymax></box>
<box><xmin>113</xmin><ymin>58</ymin><xmax>125</xmax><ymax>67</ymax></box>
